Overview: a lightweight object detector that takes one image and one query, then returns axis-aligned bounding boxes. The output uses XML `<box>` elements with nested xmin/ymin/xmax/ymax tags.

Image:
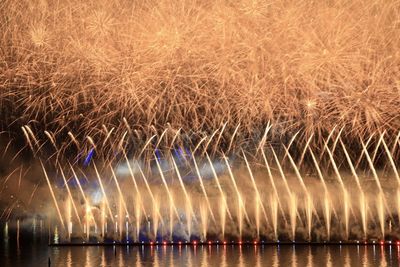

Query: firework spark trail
<box><xmin>219</xmin><ymin>194</ymin><xmax>227</xmax><ymax>239</ymax></box>
<box><xmin>2</xmin><ymin>201</ymin><xmax>17</xmax><ymax>221</ymax></box>
<box><xmin>136</xmin><ymin>162</ymin><xmax>165</xmax><ymax>226</ymax></box>
<box><xmin>242</xmin><ymin>150</ymin><xmax>270</xmax><ymax>228</ymax></box>
<box><xmin>226</xmin><ymin>123</ymin><xmax>240</xmax><ymax>154</ymax></box>
<box><xmin>68</xmin><ymin>166</ymin><xmax>99</xmax><ymax>233</ymax></box>
<box><xmin>212</xmin><ymin>122</ymin><xmax>227</xmax><ymax>156</ymax></box>
<box><xmin>222</xmin><ymin>153</ymin><xmax>250</xmax><ymax>224</ymax></box>
<box><xmin>270</xmin><ymin>146</ymin><xmax>293</xmax><ymax>199</ymax></box>
<box><xmin>360</xmin><ymin>139</ymin><xmax>393</xmax><ymax>222</ymax></box>
<box><xmin>154</xmin><ymin>155</ymin><xmax>181</xmax><ymax>222</ymax></box>
<box><xmin>151</xmin><ymin>195</ymin><xmax>160</xmax><ymax>239</ymax></box>
<box><xmin>1</xmin><ymin>138</ymin><xmax>14</xmax><ymax>159</ymax></box>
<box><xmin>40</xmin><ymin>161</ymin><xmax>65</xmax><ymax>230</ymax></box>
<box><xmin>86</xmin><ymin>136</ymin><xmax>96</xmax><ymax>149</ymax></box>
<box><xmin>59</xmin><ymin>165</ymin><xmax>82</xmax><ymax>229</ymax></box>
<box><xmin>1</xmin><ymin>167</ymin><xmax>21</xmax><ymax>191</ymax></box>
<box><xmin>308</xmin><ymin>147</ymin><xmax>338</xmax><ymax>220</ymax></box>
<box><xmin>68</xmin><ymin>131</ymin><xmax>80</xmax><ymax>149</ymax></box>
<box><xmin>329</xmin><ymin>127</ymin><xmax>344</xmax><ymax>158</ymax></box>
<box><xmin>169</xmin><ymin>128</ymin><xmax>181</xmax><ymax>151</ymax></box>
<box><xmin>371</xmin><ymin>131</ymin><xmax>386</xmax><ymax>163</ymax></box>
<box><xmin>318</xmin><ymin>125</ymin><xmax>339</xmax><ymax>161</ymax></box>
<box><xmin>355</xmin><ymin>134</ymin><xmax>375</xmax><ymax>169</ymax></box>
<box><xmin>281</xmin><ymin>130</ymin><xmax>300</xmax><ymax>163</ymax></box>
<box><xmin>270</xmin><ymin>195</ymin><xmax>279</xmax><ymax>240</ymax></box>
<box><xmin>134</xmin><ymin>194</ymin><xmax>141</xmax><ymax>241</ymax></box>
<box><xmin>284</xmin><ymin>146</ymin><xmax>322</xmax><ymax>224</ymax></box>
<box><xmin>359</xmin><ymin>191</ymin><xmax>368</xmax><ymax>239</ymax></box>
<box><xmin>255</xmin><ymin>122</ymin><xmax>272</xmax><ymax>156</ymax></box>
<box><xmin>324</xmin><ymin>143</ymin><xmax>346</xmax><ymax>190</ymax></box>
<box><xmin>377</xmin><ymin>192</ymin><xmax>385</xmax><ymax>238</ymax></box>
<box><xmin>138</xmin><ymin>134</ymin><xmax>156</xmax><ymax>159</ymax></box>
<box><xmin>24</xmin><ymin>125</ymin><xmax>39</xmax><ymax>148</ymax></box>
<box><xmin>91</xmin><ymin>163</ymin><xmax>114</xmax><ymax>223</ymax></box>
<box><xmin>319</xmin><ymin>126</ymin><xmax>345</xmax><ymax>172</ymax></box>
<box><xmin>324</xmin><ymin>142</ymin><xmax>352</xmax><ymax>237</ymax></box>
<box><xmin>192</xmin><ymin>154</ymin><xmax>216</xmax><ymax>224</ymax></box>
<box><xmin>123</xmin><ymin>151</ymin><xmax>148</xmax><ymax>218</ymax></box>
<box><xmin>118</xmin><ymin>131</ymin><xmax>128</xmax><ymax>149</ymax></box>
<box><xmin>28</xmin><ymin>183</ymin><xmax>40</xmax><ymax>205</ymax></box>
<box><xmin>205</xmin><ymin>153</ymin><xmax>233</xmax><ymax>220</ymax></box>
<box><xmin>44</xmin><ymin>130</ymin><xmax>58</xmax><ymax>151</ymax></box>
<box><xmin>155</xmin><ymin>128</ymin><xmax>168</xmax><ymax>150</ymax></box>
<box><xmin>202</xmin><ymin>129</ymin><xmax>219</xmax><ymax>156</ymax></box>
<box><xmin>100</xmin><ymin>199</ymin><xmax>106</xmax><ymax>238</ymax></box>
<box><xmin>390</xmin><ymin>131</ymin><xmax>400</xmax><ymax>155</ymax></box>
<box><xmin>199</xmin><ymin>201</ymin><xmax>209</xmax><ymax>240</ymax></box>
<box><xmin>44</xmin><ymin>130</ymin><xmax>61</xmax><ymax>165</ymax></box>
<box><xmin>261</xmin><ymin>149</ymin><xmax>288</xmax><ymax>225</ymax></box>
<box><xmin>109</xmin><ymin>165</ymin><xmax>130</xmax><ymax>220</ymax></box>
<box><xmin>102</xmin><ymin>125</ymin><xmax>114</xmax><ymax>146</ymax></box>
<box><xmin>270</xmin><ymin>145</ymin><xmax>304</xmax><ymax>226</ymax></box>
<box><xmin>381</xmin><ymin>137</ymin><xmax>400</xmax><ymax>183</ymax></box>
<box><xmin>192</xmin><ymin>136</ymin><xmax>207</xmax><ymax>155</ymax></box>
<box><xmin>308</xmin><ymin>143</ymin><xmax>338</xmax><ymax>240</ymax></box>
<box><xmin>283</xmin><ymin>146</ymin><xmax>309</xmax><ymax>194</ymax></box>
<box><xmin>340</xmin><ymin>140</ymin><xmax>363</xmax><ymax>191</ymax></box>
<box><xmin>21</xmin><ymin>126</ymin><xmax>34</xmax><ymax>153</ymax></box>
<box><xmin>339</xmin><ymin>138</ymin><xmax>373</xmax><ymax>238</ymax></box>
<box><xmin>171</xmin><ymin>156</ymin><xmax>196</xmax><ymax>220</ymax></box>
<box><xmin>185</xmin><ymin>196</ymin><xmax>193</xmax><ymax>239</ymax></box>
<box><xmin>297</xmin><ymin>133</ymin><xmax>314</xmax><ymax>167</ymax></box>
<box><xmin>169</xmin><ymin>194</ymin><xmax>174</xmax><ymax>241</ymax></box>
<box><xmin>360</xmin><ymin>140</ymin><xmax>384</xmax><ymax>191</ymax></box>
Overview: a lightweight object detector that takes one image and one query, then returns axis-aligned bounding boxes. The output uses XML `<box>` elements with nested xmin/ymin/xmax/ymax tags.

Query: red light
<box><xmin>238</xmin><ymin>241</ymin><xmax>242</xmax><ymax>245</ymax></box>
<box><xmin>208</xmin><ymin>241</ymin><xmax>212</xmax><ymax>245</ymax></box>
<box><xmin>254</xmin><ymin>241</ymin><xmax>258</xmax><ymax>245</ymax></box>
<box><xmin>380</xmin><ymin>241</ymin><xmax>385</xmax><ymax>245</ymax></box>
<box><xmin>223</xmin><ymin>241</ymin><xmax>227</xmax><ymax>245</ymax></box>
<box><xmin>193</xmin><ymin>241</ymin><xmax>197</xmax><ymax>245</ymax></box>
<box><xmin>150</xmin><ymin>241</ymin><xmax>154</xmax><ymax>246</ymax></box>
<box><xmin>163</xmin><ymin>241</ymin><xmax>167</xmax><ymax>245</ymax></box>
<box><xmin>178</xmin><ymin>241</ymin><xmax>182</xmax><ymax>245</ymax></box>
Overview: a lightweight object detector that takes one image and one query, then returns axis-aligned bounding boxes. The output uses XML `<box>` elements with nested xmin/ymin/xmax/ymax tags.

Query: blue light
<box><xmin>84</xmin><ymin>148</ymin><xmax>95</xmax><ymax>166</ymax></box>
<box><xmin>155</xmin><ymin>148</ymin><xmax>162</xmax><ymax>162</ymax></box>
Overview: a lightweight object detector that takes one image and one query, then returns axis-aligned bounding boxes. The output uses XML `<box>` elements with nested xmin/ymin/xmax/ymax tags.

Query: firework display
<box><xmin>0</xmin><ymin>0</ymin><xmax>399</xmax><ymax>249</ymax></box>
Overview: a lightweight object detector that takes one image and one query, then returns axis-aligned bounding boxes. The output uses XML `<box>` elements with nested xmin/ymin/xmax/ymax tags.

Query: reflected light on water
<box><xmin>380</xmin><ymin>245</ymin><xmax>387</xmax><ymax>267</ymax></box>
<box><xmin>101</xmin><ymin>247</ymin><xmax>106</xmax><ymax>267</ymax></box>
<box><xmin>306</xmin><ymin>247</ymin><xmax>312</xmax><ymax>267</ymax></box>
<box><xmin>66</xmin><ymin>249</ymin><xmax>72</xmax><ymax>267</ymax></box>
<box><xmin>272</xmin><ymin>246</ymin><xmax>279</xmax><ymax>267</ymax></box>
<box><xmin>362</xmin><ymin>245</ymin><xmax>368</xmax><ymax>267</ymax></box>
<box><xmin>344</xmin><ymin>248</ymin><xmax>350</xmax><ymax>267</ymax></box>
<box><xmin>238</xmin><ymin>244</ymin><xmax>244</xmax><ymax>267</ymax></box>
<box><xmin>3</xmin><ymin>235</ymin><xmax>400</xmax><ymax>266</ymax></box>
<box><xmin>221</xmin><ymin>244</ymin><xmax>227</xmax><ymax>267</ymax></box>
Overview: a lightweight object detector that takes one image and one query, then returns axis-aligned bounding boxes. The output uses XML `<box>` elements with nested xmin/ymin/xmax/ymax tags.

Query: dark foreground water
<box><xmin>1</xmin><ymin>240</ymin><xmax>400</xmax><ymax>267</ymax></box>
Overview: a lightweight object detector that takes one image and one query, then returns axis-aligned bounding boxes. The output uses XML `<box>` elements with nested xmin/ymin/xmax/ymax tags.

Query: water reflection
<box><xmin>344</xmin><ymin>247</ymin><xmax>350</xmax><ymax>267</ymax></box>
<box><xmin>306</xmin><ymin>247</ymin><xmax>312</xmax><ymax>267</ymax></box>
<box><xmin>221</xmin><ymin>245</ymin><xmax>227</xmax><ymax>267</ymax></box>
<box><xmin>1</xmin><ymin>239</ymin><xmax>400</xmax><ymax>266</ymax></box>
<box><xmin>272</xmin><ymin>246</ymin><xmax>279</xmax><ymax>267</ymax></box>
<box><xmin>380</xmin><ymin>245</ymin><xmax>387</xmax><ymax>267</ymax></box>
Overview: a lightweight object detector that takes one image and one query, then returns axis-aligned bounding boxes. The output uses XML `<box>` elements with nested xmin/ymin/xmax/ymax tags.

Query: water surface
<box><xmin>1</xmin><ymin>237</ymin><xmax>399</xmax><ymax>267</ymax></box>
